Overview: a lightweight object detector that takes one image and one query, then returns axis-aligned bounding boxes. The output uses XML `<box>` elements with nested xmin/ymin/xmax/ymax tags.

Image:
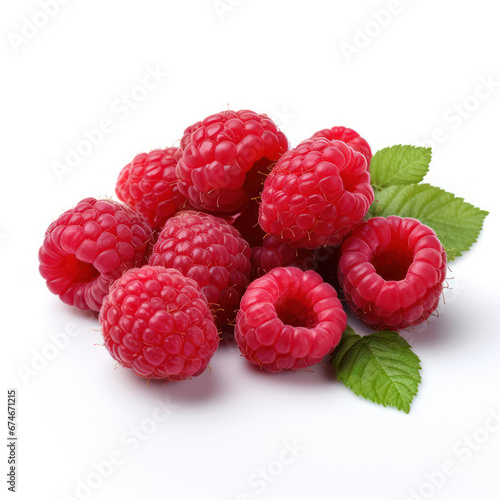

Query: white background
<box><xmin>2</xmin><ymin>1</ymin><xmax>500</xmax><ymax>499</ymax></box>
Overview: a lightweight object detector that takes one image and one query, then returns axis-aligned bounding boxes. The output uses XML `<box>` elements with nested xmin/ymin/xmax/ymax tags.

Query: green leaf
<box><xmin>368</xmin><ymin>183</ymin><xmax>489</xmax><ymax>260</ymax></box>
<box><xmin>370</xmin><ymin>145</ymin><xmax>432</xmax><ymax>190</ymax></box>
<box><xmin>331</xmin><ymin>326</ymin><xmax>421</xmax><ymax>413</ymax></box>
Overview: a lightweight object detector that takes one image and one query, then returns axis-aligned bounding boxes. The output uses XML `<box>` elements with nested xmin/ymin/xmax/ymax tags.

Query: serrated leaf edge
<box><xmin>332</xmin><ymin>330</ymin><xmax>422</xmax><ymax>414</ymax></box>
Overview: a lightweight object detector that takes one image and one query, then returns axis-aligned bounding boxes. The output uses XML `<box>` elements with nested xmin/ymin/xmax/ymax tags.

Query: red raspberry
<box><xmin>176</xmin><ymin>110</ymin><xmax>289</xmax><ymax>213</ymax></box>
<box><xmin>259</xmin><ymin>138</ymin><xmax>374</xmax><ymax>249</ymax></box>
<box><xmin>310</xmin><ymin>126</ymin><xmax>372</xmax><ymax>166</ymax></box>
<box><xmin>115</xmin><ymin>148</ymin><xmax>188</xmax><ymax>230</ymax></box>
<box><xmin>338</xmin><ymin>216</ymin><xmax>447</xmax><ymax>331</ymax></box>
<box><xmin>250</xmin><ymin>235</ymin><xmax>308</xmax><ymax>280</ymax></box>
<box><xmin>100</xmin><ymin>266</ymin><xmax>219</xmax><ymax>381</ymax></box>
<box><xmin>235</xmin><ymin>267</ymin><xmax>346</xmax><ymax>372</ymax></box>
<box><xmin>149</xmin><ymin>211</ymin><xmax>251</xmax><ymax>330</ymax></box>
<box><xmin>38</xmin><ymin>198</ymin><xmax>153</xmax><ymax>312</ymax></box>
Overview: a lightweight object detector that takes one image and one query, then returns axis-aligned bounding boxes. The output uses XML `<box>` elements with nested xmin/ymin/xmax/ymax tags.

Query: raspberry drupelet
<box><xmin>235</xmin><ymin>267</ymin><xmax>346</xmax><ymax>372</ymax></box>
<box><xmin>175</xmin><ymin>109</ymin><xmax>289</xmax><ymax>213</ymax></box>
<box><xmin>259</xmin><ymin>138</ymin><xmax>374</xmax><ymax>249</ymax></box>
<box><xmin>338</xmin><ymin>216</ymin><xmax>447</xmax><ymax>331</ymax></box>
<box><xmin>38</xmin><ymin>198</ymin><xmax>153</xmax><ymax>312</ymax></box>
<box><xmin>100</xmin><ymin>266</ymin><xmax>219</xmax><ymax>381</ymax></box>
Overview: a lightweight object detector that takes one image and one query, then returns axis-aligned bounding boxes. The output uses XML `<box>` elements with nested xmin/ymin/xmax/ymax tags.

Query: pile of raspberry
<box><xmin>39</xmin><ymin>112</ymin><xmax>446</xmax><ymax>383</ymax></box>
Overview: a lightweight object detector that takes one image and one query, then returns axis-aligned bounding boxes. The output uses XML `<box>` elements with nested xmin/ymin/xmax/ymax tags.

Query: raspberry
<box><xmin>39</xmin><ymin>198</ymin><xmax>153</xmax><ymax>312</ymax></box>
<box><xmin>259</xmin><ymin>138</ymin><xmax>374</xmax><ymax>249</ymax></box>
<box><xmin>176</xmin><ymin>110</ymin><xmax>289</xmax><ymax>213</ymax></box>
<box><xmin>310</xmin><ymin>126</ymin><xmax>372</xmax><ymax>166</ymax></box>
<box><xmin>115</xmin><ymin>147</ymin><xmax>188</xmax><ymax>230</ymax></box>
<box><xmin>250</xmin><ymin>235</ymin><xmax>308</xmax><ymax>280</ymax></box>
<box><xmin>235</xmin><ymin>267</ymin><xmax>346</xmax><ymax>372</ymax></box>
<box><xmin>149</xmin><ymin>211</ymin><xmax>251</xmax><ymax>330</ymax></box>
<box><xmin>338</xmin><ymin>216</ymin><xmax>447</xmax><ymax>331</ymax></box>
<box><xmin>100</xmin><ymin>266</ymin><xmax>219</xmax><ymax>381</ymax></box>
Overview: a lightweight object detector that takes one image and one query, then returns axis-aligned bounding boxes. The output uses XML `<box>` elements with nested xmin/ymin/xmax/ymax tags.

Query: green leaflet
<box><xmin>331</xmin><ymin>327</ymin><xmax>422</xmax><ymax>414</ymax></box>
<box><xmin>370</xmin><ymin>145</ymin><xmax>432</xmax><ymax>190</ymax></box>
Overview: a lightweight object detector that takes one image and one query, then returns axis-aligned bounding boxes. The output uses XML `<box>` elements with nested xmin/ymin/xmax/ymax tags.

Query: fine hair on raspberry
<box><xmin>149</xmin><ymin>210</ymin><xmax>251</xmax><ymax>330</ymax></box>
<box><xmin>235</xmin><ymin>267</ymin><xmax>346</xmax><ymax>372</ymax></box>
<box><xmin>175</xmin><ymin>109</ymin><xmax>289</xmax><ymax>213</ymax></box>
<box><xmin>38</xmin><ymin>198</ymin><xmax>153</xmax><ymax>312</ymax></box>
<box><xmin>339</xmin><ymin>216</ymin><xmax>447</xmax><ymax>330</ymax></box>
<box><xmin>259</xmin><ymin>138</ymin><xmax>374</xmax><ymax>249</ymax></box>
<box><xmin>100</xmin><ymin>266</ymin><xmax>219</xmax><ymax>381</ymax></box>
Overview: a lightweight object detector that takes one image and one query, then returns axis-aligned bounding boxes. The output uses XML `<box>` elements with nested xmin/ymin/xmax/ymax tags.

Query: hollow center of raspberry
<box><xmin>62</xmin><ymin>254</ymin><xmax>99</xmax><ymax>283</ymax></box>
<box><xmin>275</xmin><ymin>297</ymin><xmax>316</xmax><ymax>328</ymax></box>
<box><xmin>371</xmin><ymin>248</ymin><xmax>413</xmax><ymax>281</ymax></box>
